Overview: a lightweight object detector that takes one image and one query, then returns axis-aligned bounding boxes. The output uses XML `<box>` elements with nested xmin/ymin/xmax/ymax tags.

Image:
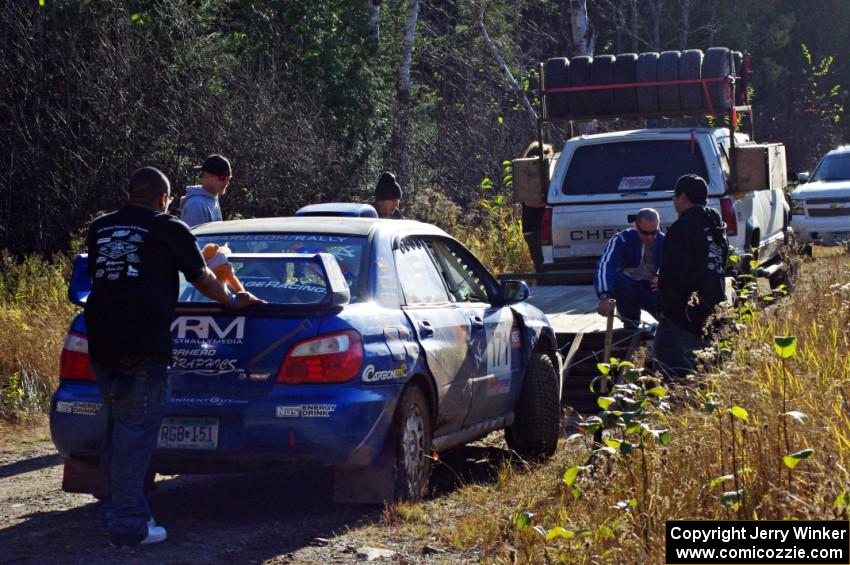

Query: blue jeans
<box><xmin>612</xmin><ymin>272</ymin><xmax>657</xmax><ymax>327</ymax></box>
<box><xmin>93</xmin><ymin>358</ymin><xmax>166</xmax><ymax>546</ymax></box>
<box><xmin>652</xmin><ymin>318</ymin><xmax>706</xmax><ymax>379</ymax></box>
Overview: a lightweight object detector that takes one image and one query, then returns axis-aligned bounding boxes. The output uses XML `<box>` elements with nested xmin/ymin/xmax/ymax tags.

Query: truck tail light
<box><xmin>541</xmin><ymin>207</ymin><xmax>553</xmax><ymax>246</ymax></box>
<box><xmin>720</xmin><ymin>198</ymin><xmax>737</xmax><ymax>236</ymax></box>
<box><xmin>60</xmin><ymin>332</ymin><xmax>95</xmax><ymax>382</ymax></box>
<box><xmin>277</xmin><ymin>330</ymin><xmax>363</xmax><ymax>384</ymax></box>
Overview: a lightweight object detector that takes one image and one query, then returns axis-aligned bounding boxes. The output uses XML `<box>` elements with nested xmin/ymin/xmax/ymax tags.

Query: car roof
<box><xmin>825</xmin><ymin>146</ymin><xmax>850</xmax><ymax>157</ymax></box>
<box><xmin>191</xmin><ymin>216</ymin><xmax>450</xmax><ymax>238</ymax></box>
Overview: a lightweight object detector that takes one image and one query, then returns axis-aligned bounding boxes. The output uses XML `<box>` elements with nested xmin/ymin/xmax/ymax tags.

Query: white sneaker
<box><xmin>148</xmin><ymin>517</ymin><xmax>156</xmax><ymax>527</ymax></box>
<box><xmin>140</xmin><ymin>524</ymin><xmax>167</xmax><ymax>545</ymax></box>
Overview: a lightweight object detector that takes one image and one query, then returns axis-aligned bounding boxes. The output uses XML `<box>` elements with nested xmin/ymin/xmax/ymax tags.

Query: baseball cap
<box><xmin>193</xmin><ymin>154</ymin><xmax>232</xmax><ymax>177</ymax></box>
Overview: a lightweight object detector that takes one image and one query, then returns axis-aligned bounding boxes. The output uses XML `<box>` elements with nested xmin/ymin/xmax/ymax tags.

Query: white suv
<box><xmin>790</xmin><ymin>146</ymin><xmax>850</xmax><ymax>244</ymax></box>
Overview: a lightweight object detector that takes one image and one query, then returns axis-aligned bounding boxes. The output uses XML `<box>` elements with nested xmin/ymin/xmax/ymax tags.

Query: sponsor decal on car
<box><xmin>276</xmin><ymin>404</ymin><xmax>337</xmax><ymax>418</ymax></box>
<box><xmin>361</xmin><ymin>363</ymin><xmax>407</xmax><ymax>383</ymax></box>
<box><xmin>56</xmin><ymin>401</ymin><xmax>101</xmax><ymax>416</ymax></box>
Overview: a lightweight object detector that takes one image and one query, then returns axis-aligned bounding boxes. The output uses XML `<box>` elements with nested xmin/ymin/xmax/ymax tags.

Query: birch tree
<box><xmin>397</xmin><ymin>0</ymin><xmax>419</xmax><ymax>192</ymax></box>
<box><xmin>478</xmin><ymin>0</ymin><xmax>537</xmax><ymax>129</ymax></box>
<box><xmin>570</xmin><ymin>0</ymin><xmax>595</xmax><ymax>56</ymax></box>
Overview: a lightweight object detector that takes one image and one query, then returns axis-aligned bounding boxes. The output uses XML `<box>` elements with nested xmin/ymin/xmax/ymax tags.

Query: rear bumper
<box><xmin>50</xmin><ymin>381</ymin><xmax>398</xmax><ymax>470</ymax></box>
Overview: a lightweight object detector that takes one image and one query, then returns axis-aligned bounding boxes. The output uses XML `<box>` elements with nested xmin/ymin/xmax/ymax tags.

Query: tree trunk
<box><xmin>707</xmin><ymin>0</ymin><xmax>718</xmax><ymax>46</ymax></box>
<box><xmin>397</xmin><ymin>0</ymin><xmax>419</xmax><ymax>194</ymax></box>
<box><xmin>648</xmin><ymin>0</ymin><xmax>662</xmax><ymax>51</ymax></box>
<box><xmin>570</xmin><ymin>0</ymin><xmax>595</xmax><ymax>56</ymax></box>
<box><xmin>370</xmin><ymin>0</ymin><xmax>381</xmax><ymax>51</ymax></box>
<box><xmin>478</xmin><ymin>0</ymin><xmax>537</xmax><ymax>129</ymax></box>
<box><xmin>678</xmin><ymin>0</ymin><xmax>690</xmax><ymax>50</ymax></box>
<box><xmin>629</xmin><ymin>0</ymin><xmax>639</xmax><ymax>52</ymax></box>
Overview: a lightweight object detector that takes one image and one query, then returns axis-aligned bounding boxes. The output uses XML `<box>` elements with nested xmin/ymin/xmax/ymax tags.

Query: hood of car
<box><xmin>791</xmin><ymin>179</ymin><xmax>850</xmax><ymax>200</ymax></box>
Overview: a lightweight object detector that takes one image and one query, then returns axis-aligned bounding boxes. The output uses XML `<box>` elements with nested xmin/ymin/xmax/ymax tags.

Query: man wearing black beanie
<box><xmin>373</xmin><ymin>171</ymin><xmax>404</xmax><ymax>219</ymax></box>
<box><xmin>654</xmin><ymin>174</ymin><xmax>728</xmax><ymax>379</ymax></box>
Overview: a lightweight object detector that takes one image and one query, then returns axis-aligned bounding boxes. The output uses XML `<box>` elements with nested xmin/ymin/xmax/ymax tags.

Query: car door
<box><xmin>429</xmin><ymin>238</ymin><xmax>522</xmax><ymax>425</ymax></box>
<box><xmin>394</xmin><ymin>237</ymin><xmax>472</xmax><ymax>434</ymax></box>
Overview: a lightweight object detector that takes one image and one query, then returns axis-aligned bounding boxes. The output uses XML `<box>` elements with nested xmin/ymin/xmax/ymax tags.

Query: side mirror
<box><xmin>498</xmin><ymin>280</ymin><xmax>530</xmax><ymax>304</ymax></box>
<box><xmin>796</xmin><ymin>172</ymin><xmax>810</xmax><ymax>184</ymax></box>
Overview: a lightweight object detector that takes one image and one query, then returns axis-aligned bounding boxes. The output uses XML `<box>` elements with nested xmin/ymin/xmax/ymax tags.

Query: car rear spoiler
<box><xmin>68</xmin><ymin>253</ymin><xmax>90</xmax><ymax>307</ymax></box>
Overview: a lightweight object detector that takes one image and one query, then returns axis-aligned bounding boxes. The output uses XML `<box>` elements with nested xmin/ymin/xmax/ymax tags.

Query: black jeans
<box><xmin>523</xmin><ymin>230</ymin><xmax>543</xmax><ymax>273</ymax></box>
<box><xmin>93</xmin><ymin>358</ymin><xmax>166</xmax><ymax>545</ymax></box>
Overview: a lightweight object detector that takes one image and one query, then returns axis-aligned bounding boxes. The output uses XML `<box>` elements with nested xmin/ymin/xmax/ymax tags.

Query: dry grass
<box><xmin>372</xmin><ymin>248</ymin><xmax>850</xmax><ymax>563</ymax></box>
<box><xmin>0</xmin><ymin>253</ymin><xmax>76</xmax><ymax>421</ymax></box>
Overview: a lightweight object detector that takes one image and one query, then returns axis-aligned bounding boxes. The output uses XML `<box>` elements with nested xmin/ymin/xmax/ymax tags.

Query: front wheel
<box><xmin>505</xmin><ymin>353</ymin><xmax>560</xmax><ymax>460</ymax></box>
<box><xmin>392</xmin><ymin>385</ymin><xmax>433</xmax><ymax>501</ymax></box>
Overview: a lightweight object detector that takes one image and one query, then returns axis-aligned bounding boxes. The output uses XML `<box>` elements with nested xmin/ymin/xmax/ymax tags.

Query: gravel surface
<box><xmin>0</xmin><ymin>435</ymin><xmax>505</xmax><ymax>564</ymax></box>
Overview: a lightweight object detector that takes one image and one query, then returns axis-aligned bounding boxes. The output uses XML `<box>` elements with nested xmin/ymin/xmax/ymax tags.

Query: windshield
<box><xmin>811</xmin><ymin>153</ymin><xmax>850</xmax><ymax>182</ymax></box>
<box><xmin>182</xmin><ymin>233</ymin><xmax>367</xmax><ymax>302</ymax></box>
<box><xmin>561</xmin><ymin>140</ymin><xmax>709</xmax><ymax>195</ymax></box>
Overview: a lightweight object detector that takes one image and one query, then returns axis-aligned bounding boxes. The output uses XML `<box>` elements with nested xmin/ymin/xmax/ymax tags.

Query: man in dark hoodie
<box><xmin>373</xmin><ymin>171</ymin><xmax>403</xmax><ymax>219</ymax></box>
<box><xmin>654</xmin><ymin>174</ymin><xmax>728</xmax><ymax>378</ymax></box>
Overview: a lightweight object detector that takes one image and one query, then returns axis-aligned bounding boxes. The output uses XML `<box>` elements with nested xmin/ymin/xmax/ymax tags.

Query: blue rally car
<box><xmin>51</xmin><ymin>209</ymin><xmax>562</xmax><ymax>502</ymax></box>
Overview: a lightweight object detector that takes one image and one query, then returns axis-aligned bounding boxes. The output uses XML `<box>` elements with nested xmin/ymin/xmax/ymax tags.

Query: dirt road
<box><xmin>0</xmin><ymin>432</ymin><xmax>504</xmax><ymax>564</ymax></box>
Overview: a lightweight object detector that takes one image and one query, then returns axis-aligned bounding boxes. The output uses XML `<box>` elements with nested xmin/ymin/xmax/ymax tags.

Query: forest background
<box><xmin>0</xmin><ymin>0</ymin><xmax>847</xmax><ymax>259</ymax></box>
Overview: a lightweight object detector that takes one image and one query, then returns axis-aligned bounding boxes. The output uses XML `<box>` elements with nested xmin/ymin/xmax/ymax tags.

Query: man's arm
<box><xmin>657</xmin><ymin>225</ymin><xmax>691</xmax><ymax>316</ymax></box>
<box><xmin>191</xmin><ymin>268</ymin><xmax>263</xmax><ymax>308</ymax></box>
<box><xmin>595</xmin><ymin>233</ymin><xmax>625</xmax><ymax>299</ymax></box>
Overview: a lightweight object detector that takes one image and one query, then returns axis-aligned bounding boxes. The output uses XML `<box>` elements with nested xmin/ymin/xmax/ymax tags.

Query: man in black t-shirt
<box><xmin>85</xmin><ymin>166</ymin><xmax>261</xmax><ymax>547</ymax></box>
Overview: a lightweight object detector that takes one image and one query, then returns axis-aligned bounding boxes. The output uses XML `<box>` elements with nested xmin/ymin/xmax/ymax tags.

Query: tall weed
<box><xmin>0</xmin><ymin>252</ymin><xmax>75</xmax><ymax>421</ymax></box>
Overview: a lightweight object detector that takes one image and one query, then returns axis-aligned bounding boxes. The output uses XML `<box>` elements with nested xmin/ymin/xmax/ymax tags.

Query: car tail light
<box><xmin>277</xmin><ymin>330</ymin><xmax>363</xmax><ymax>384</ymax></box>
<box><xmin>720</xmin><ymin>198</ymin><xmax>737</xmax><ymax>236</ymax></box>
<box><xmin>60</xmin><ymin>332</ymin><xmax>95</xmax><ymax>382</ymax></box>
<box><xmin>541</xmin><ymin>207</ymin><xmax>553</xmax><ymax>246</ymax></box>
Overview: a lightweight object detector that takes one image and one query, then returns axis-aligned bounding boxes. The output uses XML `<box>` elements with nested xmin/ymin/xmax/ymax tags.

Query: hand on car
<box><xmin>233</xmin><ymin>291</ymin><xmax>265</xmax><ymax>308</ymax></box>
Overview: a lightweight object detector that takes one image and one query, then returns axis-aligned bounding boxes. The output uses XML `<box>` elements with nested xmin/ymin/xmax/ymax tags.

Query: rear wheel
<box><xmin>392</xmin><ymin>385</ymin><xmax>433</xmax><ymax>501</ymax></box>
<box><xmin>505</xmin><ymin>353</ymin><xmax>559</xmax><ymax>460</ymax></box>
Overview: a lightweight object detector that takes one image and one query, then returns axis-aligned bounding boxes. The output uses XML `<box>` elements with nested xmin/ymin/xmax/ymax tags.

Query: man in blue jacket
<box><xmin>594</xmin><ymin>208</ymin><xmax>664</xmax><ymax>328</ymax></box>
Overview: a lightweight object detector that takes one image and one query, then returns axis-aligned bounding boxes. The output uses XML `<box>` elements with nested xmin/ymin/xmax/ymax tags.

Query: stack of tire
<box><xmin>543</xmin><ymin>47</ymin><xmax>744</xmax><ymax>119</ymax></box>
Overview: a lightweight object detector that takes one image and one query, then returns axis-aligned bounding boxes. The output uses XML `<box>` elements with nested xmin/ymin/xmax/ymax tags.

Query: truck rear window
<box><xmin>561</xmin><ymin>140</ymin><xmax>709</xmax><ymax>195</ymax></box>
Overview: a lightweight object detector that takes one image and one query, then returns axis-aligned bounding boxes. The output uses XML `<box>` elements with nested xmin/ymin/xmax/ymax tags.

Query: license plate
<box><xmin>157</xmin><ymin>417</ymin><xmax>218</xmax><ymax>449</ymax></box>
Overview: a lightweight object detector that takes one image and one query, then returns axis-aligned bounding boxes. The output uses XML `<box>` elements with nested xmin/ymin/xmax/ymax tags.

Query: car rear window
<box><xmin>561</xmin><ymin>140</ymin><xmax>709</xmax><ymax>195</ymax></box>
<box><xmin>811</xmin><ymin>153</ymin><xmax>850</xmax><ymax>182</ymax></box>
<box><xmin>179</xmin><ymin>255</ymin><xmax>335</xmax><ymax>304</ymax></box>
<box><xmin>188</xmin><ymin>233</ymin><xmax>367</xmax><ymax>301</ymax></box>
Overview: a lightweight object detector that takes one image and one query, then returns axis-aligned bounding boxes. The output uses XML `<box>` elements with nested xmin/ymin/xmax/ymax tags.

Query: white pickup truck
<box><xmin>538</xmin><ymin>127</ymin><xmax>790</xmax><ymax>280</ymax></box>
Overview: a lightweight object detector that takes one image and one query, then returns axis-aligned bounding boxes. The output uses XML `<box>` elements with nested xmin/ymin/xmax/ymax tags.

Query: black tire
<box><xmin>679</xmin><ymin>49</ymin><xmax>704</xmax><ymax>110</ymax></box>
<box><xmin>657</xmin><ymin>50</ymin><xmax>681</xmax><ymax>112</ymax></box>
<box><xmin>568</xmin><ymin>55</ymin><xmax>593</xmax><ymax>117</ymax></box>
<box><xmin>505</xmin><ymin>353</ymin><xmax>560</xmax><ymax>460</ymax></box>
<box><xmin>590</xmin><ymin>54</ymin><xmax>615</xmax><ymax>115</ymax></box>
<box><xmin>543</xmin><ymin>57</ymin><xmax>570</xmax><ymax>118</ymax></box>
<box><xmin>613</xmin><ymin>53</ymin><xmax>638</xmax><ymax>114</ymax></box>
<box><xmin>703</xmin><ymin>47</ymin><xmax>732</xmax><ymax>110</ymax></box>
<box><xmin>392</xmin><ymin>384</ymin><xmax>433</xmax><ymax>501</ymax></box>
<box><xmin>636</xmin><ymin>52</ymin><xmax>659</xmax><ymax>113</ymax></box>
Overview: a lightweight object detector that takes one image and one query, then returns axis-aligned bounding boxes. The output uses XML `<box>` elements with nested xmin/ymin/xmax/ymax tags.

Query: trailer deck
<box><xmin>525</xmin><ymin>284</ymin><xmax>657</xmax><ymax>334</ymax></box>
